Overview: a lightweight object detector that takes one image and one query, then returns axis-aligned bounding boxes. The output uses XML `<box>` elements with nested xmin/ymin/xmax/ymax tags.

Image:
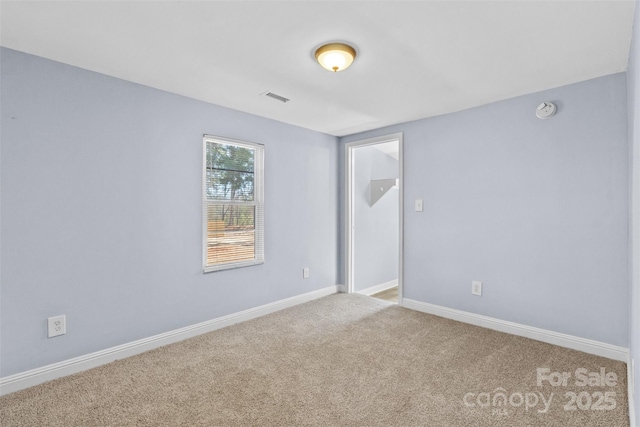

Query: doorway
<box><xmin>345</xmin><ymin>133</ymin><xmax>403</xmax><ymax>304</ymax></box>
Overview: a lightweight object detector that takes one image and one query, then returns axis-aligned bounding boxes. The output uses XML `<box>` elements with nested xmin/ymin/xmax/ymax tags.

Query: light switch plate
<box><xmin>415</xmin><ymin>199</ymin><xmax>423</xmax><ymax>212</ymax></box>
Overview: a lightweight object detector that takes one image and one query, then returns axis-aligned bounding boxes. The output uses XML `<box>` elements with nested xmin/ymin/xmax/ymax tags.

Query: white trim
<box><xmin>402</xmin><ymin>298</ymin><xmax>628</xmax><ymax>362</ymax></box>
<box><xmin>344</xmin><ymin>132</ymin><xmax>404</xmax><ymax>305</ymax></box>
<box><xmin>397</xmin><ymin>135</ymin><xmax>404</xmax><ymax>307</ymax></box>
<box><xmin>356</xmin><ymin>279</ymin><xmax>398</xmax><ymax>296</ymax></box>
<box><xmin>629</xmin><ymin>354</ymin><xmax>637</xmax><ymax>427</ymax></box>
<box><xmin>0</xmin><ymin>285</ymin><xmax>338</xmax><ymax>396</ymax></box>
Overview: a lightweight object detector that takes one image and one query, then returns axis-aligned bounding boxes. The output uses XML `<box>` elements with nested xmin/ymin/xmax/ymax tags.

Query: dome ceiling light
<box><xmin>315</xmin><ymin>43</ymin><xmax>357</xmax><ymax>72</ymax></box>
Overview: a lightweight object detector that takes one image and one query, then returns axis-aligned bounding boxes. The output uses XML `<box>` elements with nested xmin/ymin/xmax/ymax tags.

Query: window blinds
<box><xmin>203</xmin><ymin>135</ymin><xmax>264</xmax><ymax>272</ymax></box>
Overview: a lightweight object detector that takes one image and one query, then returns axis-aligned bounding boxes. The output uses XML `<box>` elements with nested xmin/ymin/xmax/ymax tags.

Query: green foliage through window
<box><xmin>206</xmin><ymin>142</ymin><xmax>255</xmax><ymax>202</ymax></box>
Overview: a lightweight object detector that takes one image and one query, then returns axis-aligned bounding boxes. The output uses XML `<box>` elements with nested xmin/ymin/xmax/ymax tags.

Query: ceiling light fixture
<box><xmin>315</xmin><ymin>43</ymin><xmax>357</xmax><ymax>72</ymax></box>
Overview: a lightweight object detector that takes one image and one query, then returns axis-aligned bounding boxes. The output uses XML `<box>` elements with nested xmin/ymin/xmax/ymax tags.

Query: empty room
<box><xmin>1</xmin><ymin>1</ymin><xmax>640</xmax><ymax>426</ymax></box>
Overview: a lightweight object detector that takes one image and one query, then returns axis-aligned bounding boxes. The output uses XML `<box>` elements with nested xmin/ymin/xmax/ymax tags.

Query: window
<box><xmin>203</xmin><ymin>135</ymin><xmax>264</xmax><ymax>272</ymax></box>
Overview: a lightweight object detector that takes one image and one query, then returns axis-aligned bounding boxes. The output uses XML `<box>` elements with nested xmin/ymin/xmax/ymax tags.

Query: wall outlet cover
<box><xmin>472</xmin><ymin>281</ymin><xmax>482</xmax><ymax>296</ymax></box>
<box><xmin>48</xmin><ymin>315</ymin><xmax>66</xmax><ymax>338</ymax></box>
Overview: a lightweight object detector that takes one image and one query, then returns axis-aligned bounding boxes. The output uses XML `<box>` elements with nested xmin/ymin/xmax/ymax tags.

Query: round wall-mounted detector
<box><xmin>536</xmin><ymin>102</ymin><xmax>557</xmax><ymax>119</ymax></box>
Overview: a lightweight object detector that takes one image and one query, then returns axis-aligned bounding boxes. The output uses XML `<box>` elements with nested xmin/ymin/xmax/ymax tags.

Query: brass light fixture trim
<box><xmin>315</xmin><ymin>43</ymin><xmax>357</xmax><ymax>72</ymax></box>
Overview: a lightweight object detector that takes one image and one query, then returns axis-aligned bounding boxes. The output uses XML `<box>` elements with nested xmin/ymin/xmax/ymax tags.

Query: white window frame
<box><xmin>202</xmin><ymin>135</ymin><xmax>264</xmax><ymax>273</ymax></box>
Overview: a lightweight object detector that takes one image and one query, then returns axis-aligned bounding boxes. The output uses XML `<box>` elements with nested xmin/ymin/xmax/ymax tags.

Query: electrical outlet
<box><xmin>471</xmin><ymin>281</ymin><xmax>482</xmax><ymax>296</ymax></box>
<box><xmin>303</xmin><ymin>267</ymin><xmax>310</xmax><ymax>279</ymax></box>
<box><xmin>48</xmin><ymin>315</ymin><xmax>66</xmax><ymax>338</ymax></box>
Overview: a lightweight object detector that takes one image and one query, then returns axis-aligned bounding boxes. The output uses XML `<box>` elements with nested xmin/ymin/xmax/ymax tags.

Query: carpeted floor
<box><xmin>0</xmin><ymin>294</ymin><xmax>629</xmax><ymax>426</ymax></box>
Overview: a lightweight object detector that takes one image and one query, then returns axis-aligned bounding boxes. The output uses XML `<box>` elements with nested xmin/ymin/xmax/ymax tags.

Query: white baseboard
<box><xmin>356</xmin><ymin>279</ymin><xmax>398</xmax><ymax>296</ymax></box>
<box><xmin>629</xmin><ymin>354</ymin><xmax>637</xmax><ymax>427</ymax></box>
<box><xmin>0</xmin><ymin>285</ymin><xmax>338</xmax><ymax>396</ymax></box>
<box><xmin>402</xmin><ymin>298</ymin><xmax>628</xmax><ymax>362</ymax></box>
<box><xmin>336</xmin><ymin>284</ymin><xmax>347</xmax><ymax>293</ymax></box>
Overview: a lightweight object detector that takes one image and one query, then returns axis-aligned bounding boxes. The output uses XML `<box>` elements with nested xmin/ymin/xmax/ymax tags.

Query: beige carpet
<box><xmin>0</xmin><ymin>294</ymin><xmax>629</xmax><ymax>426</ymax></box>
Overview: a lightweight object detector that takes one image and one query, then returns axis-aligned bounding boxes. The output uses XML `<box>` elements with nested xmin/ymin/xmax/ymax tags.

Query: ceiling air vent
<box><xmin>264</xmin><ymin>91</ymin><xmax>290</xmax><ymax>103</ymax></box>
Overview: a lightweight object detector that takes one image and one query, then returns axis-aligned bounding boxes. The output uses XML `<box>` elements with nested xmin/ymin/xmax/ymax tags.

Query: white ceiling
<box><xmin>1</xmin><ymin>1</ymin><xmax>636</xmax><ymax>137</ymax></box>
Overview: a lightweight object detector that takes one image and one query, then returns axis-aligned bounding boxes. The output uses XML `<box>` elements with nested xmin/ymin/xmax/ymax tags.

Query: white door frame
<box><xmin>345</xmin><ymin>132</ymin><xmax>404</xmax><ymax>305</ymax></box>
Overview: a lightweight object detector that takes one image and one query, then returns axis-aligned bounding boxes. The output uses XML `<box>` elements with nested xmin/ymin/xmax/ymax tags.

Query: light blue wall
<box><xmin>0</xmin><ymin>48</ymin><xmax>339</xmax><ymax>376</ymax></box>
<box><xmin>627</xmin><ymin>0</ymin><xmax>639</xmax><ymax>419</ymax></box>
<box><xmin>1</xmin><ymin>42</ymin><xmax>633</xmax><ymax>384</ymax></box>
<box><xmin>342</xmin><ymin>73</ymin><xmax>629</xmax><ymax>347</ymax></box>
<box><xmin>353</xmin><ymin>145</ymin><xmax>398</xmax><ymax>292</ymax></box>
